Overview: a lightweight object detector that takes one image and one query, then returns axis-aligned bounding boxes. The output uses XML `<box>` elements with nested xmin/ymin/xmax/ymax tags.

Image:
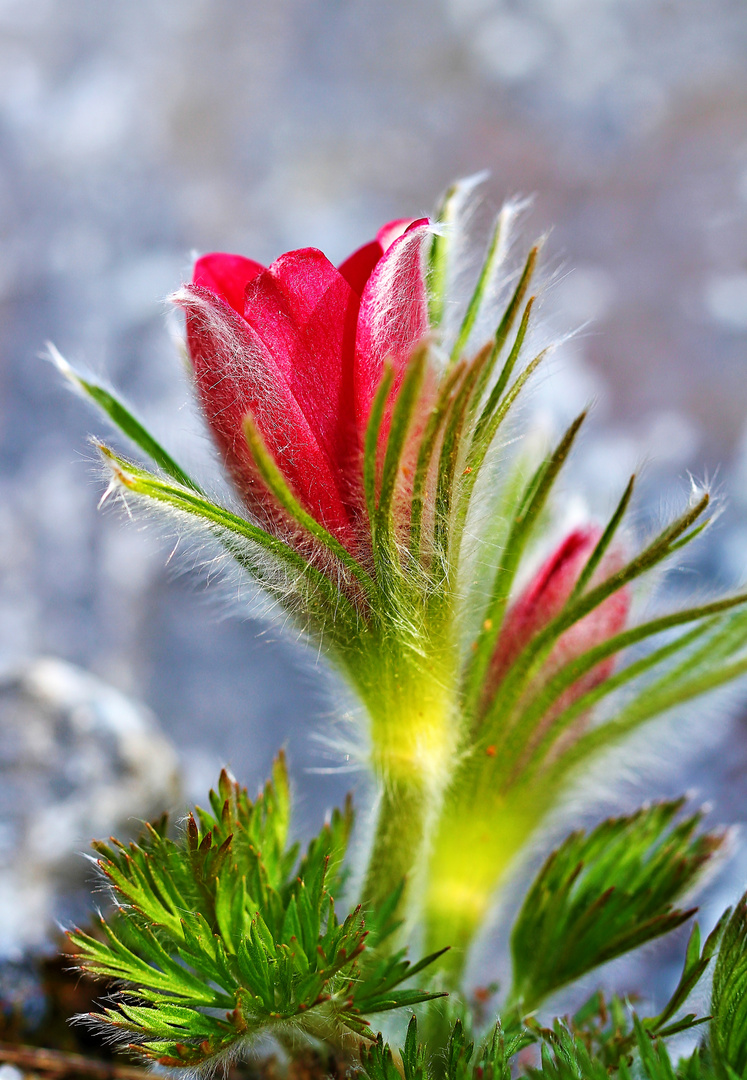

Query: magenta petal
<box><xmin>500</xmin><ymin>529</ymin><xmax>601</xmax><ymax>663</ymax></box>
<box><xmin>487</xmin><ymin>527</ymin><xmax>630</xmax><ymax>714</ymax></box>
<box><xmin>177</xmin><ymin>283</ymin><xmax>354</xmax><ymax>542</ymax></box>
<box><xmin>338</xmin><ymin>241</ymin><xmax>382</xmax><ymax>298</ymax></box>
<box><xmin>354</xmin><ymin>220</ymin><xmax>431</xmax><ymax>429</ymax></box>
<box><xmin>193</xmin><ymin>253</ymin><xmax>265</xmax><ymax>318</ymax></box>
<box><xmin>337</xmin><ymin>218</ymin><xmax>422</xmax><ymax>299</ymax></box>
<box><xmin>242</xmin><ymin>248</ymin><xmax>361</xmax><ymax>495</ymax></box>
<box><xmin>376</xmin><ymin>218</ymin><xmax>418</xmax><ymax>249</ymax></box>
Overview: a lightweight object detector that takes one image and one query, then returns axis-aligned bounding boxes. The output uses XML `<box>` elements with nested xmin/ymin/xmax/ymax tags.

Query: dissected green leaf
<box><xmin>360</xmin><ymin>1017</ymin><xmax>429</xmax><ymax>1080</ymax></box>
<box><xmin>509</xmin><ymin>801</ymin><xmax>723</xmax><ymax>1011</ymax></box>
<box><xmin>359</xmin><ymin>1015</ymin><xmax>533</xmax><ymax>1080</ymax></box>
<box><xmin>558</xmin><ymin>916</ymin><xmax>724</xmax><ymax>1072</ymax></box>
<box><xmin>524</xmin><ymin>1021</ymin><xmax>610</xmax><ymax>1080</ymax></box>
<box><xmin>647</xmin><ymin>914</ymin><xmax>728</xmax><ymax>1038</ymax></box>
<box><xmin>711</xmin><ymin>890</ymin><xmax>747</xmax><ymax>1079</ymax></box>
<box><xmin>69</xmin><ymin>760</ymin><xmax>443</xmax><ymax>1068</ymax></box>
<box><xmin>525</xmin><ymin>1016</ymin><xmax>715</xmax><ymax>1080</ymax></box>
<box><xmin>522</xmin><ymin>1009</ymin><xmax>731</xmax><ymax>1080</ymax></box>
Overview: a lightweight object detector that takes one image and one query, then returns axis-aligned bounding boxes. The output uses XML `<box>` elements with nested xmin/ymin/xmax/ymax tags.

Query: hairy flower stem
<box><xmin>360</xmin><ymin>773</ymin><xmax>433</xmax><ymax>914</ymax></box>
<box><xmin>423</xmin><ymin>785</ymin><xmax>549</xmax><ymax>985</ymax></box>
<box><xmin>354</xmin><ymin>641</ymin><xmax>459</xmax><ymax>923</ymax></box>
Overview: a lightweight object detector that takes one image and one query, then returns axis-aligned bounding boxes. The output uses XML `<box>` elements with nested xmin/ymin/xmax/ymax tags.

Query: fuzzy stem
<box><xmin>360</xmin><ymin>774</ymin><xmax>432</xmax><ymax>913</ymax></box>
<box><xmin>355</xmin><ymin>638</ymin><xmax>459</xmax><ymax>922</ymax></box>
<box><xmin>423</xmin><ymin>784</ymin><xmax>549</xmax><ymax>985</ymax></box>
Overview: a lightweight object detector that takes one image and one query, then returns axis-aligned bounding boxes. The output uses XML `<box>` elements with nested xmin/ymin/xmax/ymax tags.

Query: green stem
<box><xmin>360</xmin><ymin>775</ymin><xmax>432</xmax><ymax>913</ymax></box>
<box><xmin>423</xmin><ymin>782</ymin><xmax>550</xmax><ymax>986</ymax></box>
<box><xmin>355</xmin><ymin>637</ymin><xmax>460</xmax><ymax>924</ymax></box>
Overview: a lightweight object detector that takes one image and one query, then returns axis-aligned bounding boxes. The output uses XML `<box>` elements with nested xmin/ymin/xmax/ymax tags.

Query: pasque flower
<box><xmin>52</xmin><ymin>177</ymin><xmax>747</xmax><ymax>990</ymax></box>
<box><xmin>178</xmin><ymin>218</ymin><xmax>431</xmax><ymax>560</ymax></box>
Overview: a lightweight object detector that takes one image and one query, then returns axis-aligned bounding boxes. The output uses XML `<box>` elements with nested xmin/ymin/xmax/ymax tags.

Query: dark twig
<box><xmin>0</xmin><ymin>1042</ymin><xmax>149</xmax><ymax>1080</ymax></box>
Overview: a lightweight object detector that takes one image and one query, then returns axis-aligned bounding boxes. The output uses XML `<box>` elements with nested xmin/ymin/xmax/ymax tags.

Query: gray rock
<box><xmin>0</xmin><ymin>656</ymin><xmax>180</xmax><ymax>957</ymax></box>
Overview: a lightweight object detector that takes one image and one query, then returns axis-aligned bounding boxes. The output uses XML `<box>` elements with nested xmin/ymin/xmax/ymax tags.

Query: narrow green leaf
<box><xmin>510</xmin><ymin>621</ymin><xmax>713</xmax><ymax>786</ymax></box>
<box><xmin>49</xmin><ymin>344</ymin><xmax>199</xmax><ymax>491</ymax></box>
<box><xmin>466</xmin><ymin>247</ymin><xmax>539</xmax><ymax>427</ymax></box>
<box><xmin>496</xmin><ymin>594</ymin><xmax>747</xmax><ymax>778</ymax></box>
<box><xmin>556</xmin><ymin>652</ymin><xmax>747</xmax><ymax>783</ymax></box>
<box><xmin>478</xmin><ymin>488</ymin><xmax>714</xmax><ymax>743</ymax></box>
<box><xmin>450</xmin><ymin>208</ymin><xmax>510</xmax><ymax>364</ymax></box>
<box><xmin>409</xmin><ymin>360</ymin><xmax>467</xmax><ymax>561</ymax></box>
<box><xmin>428</xmin><ymin>176</ymin><xmax>485</xmax><ymax>328</ymax></box>
<box><xmin>96</xmin><ymin>443</ymin><xmax>360</xmax><ymax>625</ymax></box>
<box><xmin>376</xmin><ymin>345</ymin><xmax>428</xmax><ymax>562</ymax></box>
<box><xmin>467</xmin><ymin>298</ymin><xmax>539</xmax><ymax>476</ymax></box>
<box><xmin>462</xmin><ymin>411</ymin><xmax>587</xmax><ymax>721</ymax></box>
<box><xmin>434</xmin><ymin>343</ymin><xmax>493</xmax><ymax>564</ymax></box>
<box><xmin>243</xmin><ymin>413</ymin><xmax>377</xmax><ymax>598</ymax></box>
<box><xmin>569</xmin><ymin>474</ymin><xmax>636</xmax><ymax>601</ymax></box>
<box><xmin>364</xmin><ymin>362</ymin><xmax>395</xmax><ymax>552</ymax></box>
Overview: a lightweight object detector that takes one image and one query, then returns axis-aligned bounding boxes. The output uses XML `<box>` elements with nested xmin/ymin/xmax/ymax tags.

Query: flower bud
<box><xmin>174</xmin><ymin>219</ymin><xmax>432</xmax><ymax>562</ymax></box>
<box><xmin>485</xmin><ymin>526</ymin><xmax>630</xmax><ymax>731</ymax></box>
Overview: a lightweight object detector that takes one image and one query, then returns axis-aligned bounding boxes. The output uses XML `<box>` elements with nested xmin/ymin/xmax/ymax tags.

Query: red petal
<box><xmin>177</xmin><ymin>283</ymin><xmax>354</xmax><ymax>543</ymax></box>
<box><xmin>193</xmin><ymin>253</ymin><xmax>265</xmax><ymax>318</ymax></box>
<box><xmin>354</xmin><ymin>220</ymin><xmax>431</xmax><ymax>429</ymax></box>
<box><xmin>488</xmin><ymin>528</ymin><xmax>630</xmax><ymax>705</ymax></box>
<box><xmin>338</xmin><ymin>241</ymin><xmax>382</xmax><ymax>298</ymax></box>
<box><xmin>241</xmin><ymin>248</ymin><xmax>361</xmax><ymax>505</ymax></box>
<box><xmin>500</xmin><ymin>529</ymin><xmax>600</xmax><ymax>663</ymax></box>
<box><xmin>377</xmin><ymin>218</ymin><xmax>419</xmax><ymax>249</ymax></box>
<box><xmin>337</xmin><ymin>218</ymin><xmax>423</xmax><ymax>298</ymax></box>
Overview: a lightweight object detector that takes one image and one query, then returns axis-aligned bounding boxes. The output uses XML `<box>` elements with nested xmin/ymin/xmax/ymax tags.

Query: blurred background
<box><xmin>0</xmin><ymin>0</ymin><xmax>746</xmax><ymax>1004</ymax></box>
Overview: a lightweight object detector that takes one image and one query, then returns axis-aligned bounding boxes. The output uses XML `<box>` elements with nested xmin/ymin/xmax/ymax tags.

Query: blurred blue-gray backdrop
<box><xmin>1</xmin><ymin>0</ymin><xmax>747</xmax><ymax>984</ymax></box>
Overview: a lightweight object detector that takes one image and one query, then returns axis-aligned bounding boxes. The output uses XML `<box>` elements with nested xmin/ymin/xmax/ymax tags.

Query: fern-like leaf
<box><xmin>509</xmin><ymin>800</ymin><xmax>724</xmax><ymax>1011</ymax></box>
<box><xmin>68</xmin><ymin>758</ymin><xmax>444</xmax><ymax>1068</ymax></box>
